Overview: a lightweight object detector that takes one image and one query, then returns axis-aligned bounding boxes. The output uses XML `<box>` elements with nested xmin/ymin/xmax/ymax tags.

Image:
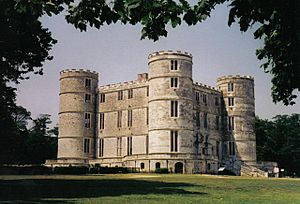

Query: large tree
<box><xmin>256</xmin><ymin>114</ymin><xmax>300</xmax><ymax>176</ymax></box>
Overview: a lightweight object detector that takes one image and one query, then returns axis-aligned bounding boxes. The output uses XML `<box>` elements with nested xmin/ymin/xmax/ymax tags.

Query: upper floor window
<box><xmin>100</xmin><ymin>93</ymin><xmax>105</xmax><ymax>103</ymax></box>
<box><xmin>118</xmin><ymin>90</ymin><xmax>123</xmax><ymax>100</ymax></box>
<box><xmin>195</xmin><ymin>91</ymin><xmax>200</xmax><ymax>103</ymax></box>
<box><xmin>171</xmin><ymin>100</ymin><xmax>178</xmax><ymax>117</ymax></box>
<box><xmin>170</xmin><ymin>60</ymin><xmax>178</xmax><ymax>70</ymax></box>
<box><xmin>215</xmin><ymin>97</ymin><xmax>219</xmax><ymax>106</ymax></box>
<box><xmin>84</xmin><ymin>138</ymin><xmax>90</xmax><ymax>153</ymax></box>
<box><xmin>228</xmin><ymin>82</ymin><xmax>234</xmax><ymax>92</ymax></box>
<box><xmin>203</xmin><ymin>94</ymin><xmax>207</xmax><ymax>104</ymax></box>
<box><xmin>228</xmin><ymin>97</ymin><xmax>234</xmax><ymax>106</ymax></box>
<box><xmin>99</xmin><ymin>113</ymin><xmax>104</xmax><ymax>129</ymax></box>
<box><xmin>146</xmin><ymin>87</ymin><xmax>149</xmax><ymax>96</ymax></box>
<box><xmin>85</xmin><ymin>93</ymin><xmax>91</xmax><ymax>102</ymax></box>
<box><xmin>215</xmin><ymin>116</ymin><xmax>220</xmax><ymax>130</ymax></box>
<box><xmin>228</xmin><ymin>141</ymin><xmax>235</xmax><ymax>156</ymax></box>
<box><xmin>171</xmin><ymin>77</ymin><xmax>178</xmax><ymax>88</ymax></box>
<box><xmin>128</xmin><ymin>89</ymin><xmax>133</xmax><ymax>99</ymax></box>
<box><xmin>84</xmin><ymin>113</ymin><xmax>91</xmax><ymax>128</ymax></box>
<box><xmin>170</xmin><ymin>130</ymin><xmax>178</xmax><ymax>152</ymax></box>
<box><xmin>117</xmin><ymin>111</ymin><xmax>122</xmax><ymax>128</ymax></box>
<box><xmin>128</xmin><ymin>110</ymin><xmax>133</xmax><ymax>127</ymax></box>
<box><xmin>85</xmin><ymin>78</ymin><xmax>91</xmax><ymax>88</ymax></box>
<box><xmin>204</xmin><ymin>113</ymin><xmax>208</xmax><ymax>129</ymax></box>
<box><xmin>196</xmin><ymin>111</ymin><xmax>200</xmax><ymax>127</ymax></box>
<box><xmin>228</xmin><ymin>116</ymin><xmax>234</xmax><ymax>131</ymax></box>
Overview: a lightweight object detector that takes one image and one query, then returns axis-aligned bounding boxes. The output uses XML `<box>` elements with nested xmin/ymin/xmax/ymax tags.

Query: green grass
<box><xmin>0</xmin><ymin>174</ymin><xmax>300</xmax><ymax>203</ymax></box>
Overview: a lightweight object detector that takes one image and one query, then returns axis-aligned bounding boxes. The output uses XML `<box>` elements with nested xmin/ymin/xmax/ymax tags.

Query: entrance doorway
<box><xmin>175</xmin><ymin>162</ymin><xmax>184</xmax><ymax>173</ymax></box>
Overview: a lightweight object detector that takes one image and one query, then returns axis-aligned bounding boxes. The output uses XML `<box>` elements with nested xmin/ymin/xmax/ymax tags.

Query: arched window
<box><xmin>140</xmin><ymin>163</ymin><xmax>145</xmax><ymax>169</ymax></box>
<box><xmin>155</xmin><ymin>162</ymin><xmax>161</xmax><ymax>169</ymax></box>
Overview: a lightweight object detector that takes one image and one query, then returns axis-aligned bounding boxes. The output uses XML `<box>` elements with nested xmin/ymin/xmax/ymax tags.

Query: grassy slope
<box><xmin>0</xmin><ymin>174</ymin><xmax>299</xmax><ymax>204</ymax></box>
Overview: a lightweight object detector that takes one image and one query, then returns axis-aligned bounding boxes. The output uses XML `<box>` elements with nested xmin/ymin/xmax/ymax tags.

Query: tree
<box><xmin>255</xmin><ymin>114</ymin><xmax>300</xmax><ymax>176</ymax></box>
<box><xmin>25</xmin><ymin>114</ymin><xmax>57</xmax><ymax>164</ymax></box>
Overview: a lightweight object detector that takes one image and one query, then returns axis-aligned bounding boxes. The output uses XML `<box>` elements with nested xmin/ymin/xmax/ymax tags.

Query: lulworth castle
<box><xmin>47</xmin><ymin>50</ymin><xmax>258</xmax><ymax>175</ymax></box>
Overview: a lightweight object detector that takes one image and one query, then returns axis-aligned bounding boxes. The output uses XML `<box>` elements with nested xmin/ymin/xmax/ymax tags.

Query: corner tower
<box><xmin>148</xmin><ymin>51</ymin><xmax>195</xmax><ymax>173</ymax></box>
<box><xmin>217</xmin><ymin>75</ymin><xmax>256</xmax><ymax>170</ymax></box>
<box><xmin>58</xmin><ymin>69</ymin><xmax>98</xmax><ymax>164</ymax></box>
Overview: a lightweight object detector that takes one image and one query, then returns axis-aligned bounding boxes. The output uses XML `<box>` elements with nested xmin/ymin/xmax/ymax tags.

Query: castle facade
<box><xmin>52</xmin><ymin>50</ymin><xmax>256</xmax><ymax>174</ymax></box>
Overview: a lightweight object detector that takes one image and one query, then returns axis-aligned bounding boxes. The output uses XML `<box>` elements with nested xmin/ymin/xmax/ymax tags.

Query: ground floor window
<box><xmin>84</xmin><ymin>138</ymin><xmax>90</xmax><ymax>153</ymax></box>
<box><xmin>155</xmin><ymin>162</ymin><xmax>160</xmax><ymax>169</ymax></box>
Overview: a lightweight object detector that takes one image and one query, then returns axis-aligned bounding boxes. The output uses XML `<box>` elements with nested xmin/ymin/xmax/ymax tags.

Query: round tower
<box><xmin>217</xmin><ymin>75</ymin><xmax>256</xmax><ymax>166</ymax></box>
<box><xmin>148</xmin><ymin>50</ymin><xmax>195</xmax><ymax>173</ymax></box>
<box><xmin>58</xmin><ymin>69</ymin><xmax>98</xmax><ymax>163</ymax></box>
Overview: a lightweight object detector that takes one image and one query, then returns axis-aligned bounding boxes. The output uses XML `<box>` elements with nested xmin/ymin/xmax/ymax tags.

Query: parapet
<box><xmin>60</xmin><ymin>69</ymin><xmax>99</xmax><ymax>79</ymax></box>
<box><xmin>148</xmin><ymin>50</ymin><xmax>192</xmax><ymax>64</ymax></box>
<box><xmin>217</xmin><ymin>75</ymin><xmax>254</xmax><ymax>82</ymax></box>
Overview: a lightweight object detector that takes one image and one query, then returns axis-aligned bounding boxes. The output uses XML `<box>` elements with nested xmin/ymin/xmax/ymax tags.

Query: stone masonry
<box><xmin>47</xmin><ymin>50</ymin><xmax>257</xmax><ymax>175</ymax></box>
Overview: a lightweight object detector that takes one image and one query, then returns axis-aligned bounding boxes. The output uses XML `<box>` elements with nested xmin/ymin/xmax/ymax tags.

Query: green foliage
<box><xmin>255</xmin><ymin>114</ymin><xmax>300</xmax><ymax>176</ymax></box>
<box><xmin>63</xmin><ymin>0</ymin><xmax>299</xmax><ymax>105</ymax></box>
<box><xmin>155</xmin><ymin>168</ymin><xmax>169</xmax><ymax>174</ymax></box>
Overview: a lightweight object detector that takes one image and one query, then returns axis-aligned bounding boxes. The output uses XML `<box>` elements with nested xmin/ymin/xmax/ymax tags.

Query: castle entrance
<box><xmin>175</xmin><ymin>162</ymin><xmax>184</xmax><ymax>173</ymax></box>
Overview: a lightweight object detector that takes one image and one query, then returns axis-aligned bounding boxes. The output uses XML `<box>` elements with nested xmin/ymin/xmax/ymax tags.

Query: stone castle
<box><xmin>49</xmin><ymin>50</ymin><xmax>258</xmax><ymax>175</ymax></box>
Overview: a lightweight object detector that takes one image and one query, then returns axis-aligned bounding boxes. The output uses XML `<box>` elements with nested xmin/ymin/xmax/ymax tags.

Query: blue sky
<box><xmin>16</xmin><ymin>4</ymin><xmax>299</xmax><ymax>126</ymax></box>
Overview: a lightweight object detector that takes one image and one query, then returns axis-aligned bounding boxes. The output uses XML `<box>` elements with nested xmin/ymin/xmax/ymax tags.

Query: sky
<box><xmin>16</xmin><ymin>4</ymin><xmax>299</xmax><ymax>127</ymax></box>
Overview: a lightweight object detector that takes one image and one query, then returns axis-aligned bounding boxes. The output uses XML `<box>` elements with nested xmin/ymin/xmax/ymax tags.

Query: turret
<box><xmin>217</xmin><ymin>75</ymin><xmax>256</xmax><ymax>171</ymax></box>
<box><xmin>58</xmin><ymin>69</ymin><xmax>98</xmax><ymax>164</ymax></box>
<box><xmin>148</xmin><ymin>50</ymin><xmax>194</xmax><ymax>173</ymax></box>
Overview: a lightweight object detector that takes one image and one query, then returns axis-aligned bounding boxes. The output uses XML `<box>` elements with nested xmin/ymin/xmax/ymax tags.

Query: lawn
<box><xmin>0</xmin><ymin>174</ymin><xmax>299</xmax><ymax>203</ymax></box>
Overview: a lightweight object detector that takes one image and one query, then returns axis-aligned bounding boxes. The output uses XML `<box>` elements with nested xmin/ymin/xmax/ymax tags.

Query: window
<box><xmin>99</xmin><ymin>138</ymin><xmax>104</xmax><ymax>157</ymax></box>
<box><xmin>216</xmin><ymin>141</ymin><xmax>220</xmax><ymax>156</ymax></box>
<box><xmin>203</xmin><ymin>94</ymin><xmax>207</xmax><ymax>104</ymax></box>
<box><xmin>146</xmin><ymin>108</ymin><xmax>149</xmax><ymax>125</ymax></box>
<box><xmin>146</xmin><ymin>87</ymin><xmax>149</xmax><ymax>96</ymax></box>
<box><xmin>207</xmin><ymin>163</ymin><xmax>211</xmax><ymax>171</ymax></box>
<box><xmin>117</xmin><ymin>137</ymin><xmax>122</xmax><ymax>156</ymax></box>
<box><xmin>171</xmin><ymin>77</ymin><xmax>178</xmax><ymax>88</ymax></box>
<box><xmin>171</xmin><ymin>100</ymin><xmax>178</xmax><ymax>117</ymax></box>
<box><xmin>195</xmin><ymin>91</ymin><xmax>200</xmax><ymax>103</ymax></box>
<box><xmin>155</xmin><ymin>162</ymin><xmax>161</xmax><ymax>169</ymax></box>
<box><xmin>140</xmin><ymin>163</ymin><xmax>145</xmax><ymax>169</ymax></box>
<box><xmin>84</xmin><ymin>138</ymin><xmax>90</xmax><ymax>153</ymax></box>
<box><xmin>229</xmin><ymin>141</ymin><xmax>235</xmax><ymax>156</ymax></box>
<box><xmin>118</xmin><ymin>90</ymin><xmax>123</xmax><ymax>100</ymax></box>
<box><xmin>170</xmin><ymin>60</ymin><xmax>178</xmax><ymax>70</ymax></box>
<box><xmin>100</xmin><ymin>93</ymin><xmax>105</xmax><ymax>103</ymax></box>
<box><xmin>196</xmin><ymin>111</ymin><xmax>200</xmax><ymax>127</ymax></box>
<box><xmin>215</xmin><ymin>116</ymin><xmax>219</xmax><ymax>130</ymax></box>
<box><xmin>85</xmin><ymin>93</ymin><xmax>91</xmax><ymax>102</ymax></box>
<box><xmin>127</xmin><ymin>137</ymin><xmax>132</xmax><ymax>155</ymax></box>
<box><xmin>228</xmin><ymin>82</ymin><xmax>234</xmax><ymax>92</ymax></box>
<box><xmin>170</xmin><ymin>130</ymin><xmax>178</xmax><ymax>152</ymax></box>
<box><xmin>84</xmin><ymin>113</ymin><xmax>91</xmax><ymax>128</ymax></box>
<box><xmin>204</xmin><ymin>113</ymin><xmax>208</xmax><ymax>129</ymax></box>
<box><xmin>117</xmin><ymin>111</ymin><xmax>122</xmax><ymax>128</ymax></box>
<box><xmin>128</xmin><ymin>110</ymin><xmax>132</xmax><ymax>127</ymax></box>
<box><xmin>228</xmin><ymin>97</ymin><xmax>234</xmax><ymax>106</ymax></box>
<box><xmin>128</xmin><ymin>89</ymin><xmax>133</xmax><ymax>99</ymax></box>
<box><xmin>228</xmin><ymin>116</ymin><xmax>234</xmax><ymax>130</ymax></box>
<box><xmin>85</xmin><ymin>78</ymin><xmax>91</xmax><ymax>88</ymax></box>
<box><xmin>215</xmin><ymin>97</ymin><xmax>219</xmax><ymax>106</ymax></box>
<box><xmin>99</xmin><ymin>113</ymin><xmax>104</xmax><ymax>129</ymax></box>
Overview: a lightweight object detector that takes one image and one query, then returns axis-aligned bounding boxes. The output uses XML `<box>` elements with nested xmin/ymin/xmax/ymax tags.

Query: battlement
<box><xmin>148</xmin><ymin>50</ymin><xmax>192</xmax><ymax>59</ymax></box>
<box><xmin>100</xmin><ymin>79</ymin><xmax>148</xmax><ymax>91</ymax></box>
<box><xmin>194</xmin><ymin>82</ymin><xmax>220</xmax><ymax>92</ymax></box>
<box><xmin>217</xmin><ymin>75</ymin><xmax>254</xmax><ymax>82</ymax></box>
<box><xmin>60</xmin><ymin>69</ymin><xmax>98</xmax><ymax>76</ymax></box>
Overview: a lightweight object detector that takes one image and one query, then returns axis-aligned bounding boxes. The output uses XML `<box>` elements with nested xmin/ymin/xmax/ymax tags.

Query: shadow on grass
<box><xmin>0</xmin><ymin>177</ymin><xmax>206</xmax><ymax>203</ymax></box>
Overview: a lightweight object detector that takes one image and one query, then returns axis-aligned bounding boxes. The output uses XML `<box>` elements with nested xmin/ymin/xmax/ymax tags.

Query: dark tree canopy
<box><xmin>255</xmin><ymin>114</ymin><xmax>300</xmax><ymax>176</ymax></box>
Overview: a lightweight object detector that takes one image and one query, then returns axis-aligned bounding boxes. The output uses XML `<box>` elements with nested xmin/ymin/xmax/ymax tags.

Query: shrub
<box><xmin>155</xmin><ymin>168</ymin><xmax>169</xmax><ymax>174</ymax></box>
